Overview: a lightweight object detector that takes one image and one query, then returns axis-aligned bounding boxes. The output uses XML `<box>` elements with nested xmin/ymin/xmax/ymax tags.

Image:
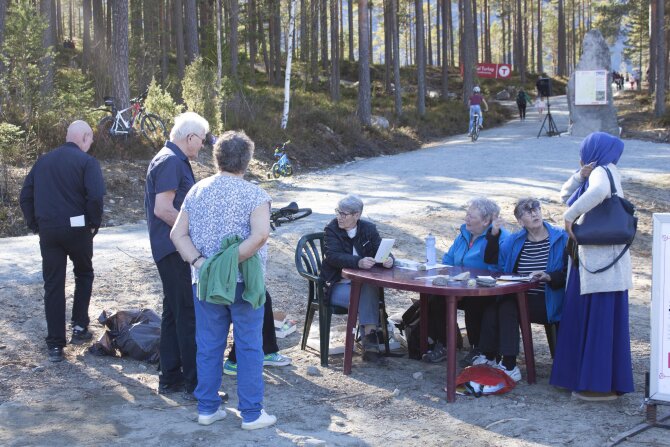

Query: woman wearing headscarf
<box><xmin>550</xmin><ymin>132</ymin><xmax>634</xmax><ymax>401</ymax></box>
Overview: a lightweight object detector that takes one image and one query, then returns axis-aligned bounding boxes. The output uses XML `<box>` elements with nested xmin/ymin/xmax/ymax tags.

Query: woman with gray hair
<box><xmin>423</xmin><ymin>198</ymin><xmax>507</xmax><ymax>364</ymax></box>
<box><xmin>170</xmin><ymin>130</ymin><xmax>276</xmax><ymax>430</ymax></box>
<box><xmin>476</xmin><ymin>198</ymin><xmax>569</xmax><ymax>382</ymax></box>
<box><xmin>320</xmin><ymin>194</ymin><xmax>394</xmax><ymax>353</ymax></box>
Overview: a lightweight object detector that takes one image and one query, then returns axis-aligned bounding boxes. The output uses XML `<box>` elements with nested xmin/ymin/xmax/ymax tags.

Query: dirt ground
<box><xmin>2</xmin><ymin>96</ymin><xmax>670</xmax><ymax>446</ymax></box>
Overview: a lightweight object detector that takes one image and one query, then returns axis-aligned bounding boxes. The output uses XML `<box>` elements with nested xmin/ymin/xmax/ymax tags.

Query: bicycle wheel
<box><xmin>271</xmin><ymin>163</ymin><xmax>281</xmax><ymax>179</ymax></box>
<box><xmin>96</xmin><ymin>116</ymin><xmax>115</xmax><ymax>148</ymax></box>
<box><xmin>140</xmin><ymin>113</ymin><xmax>167</xmax><ymax>146</ymax></box>
<box><xmin>274</xmin><ymin>208</ymin><xmax>312</xmax><ymax>225</ymax></box>
<box><xmin>285</xmin><ymin>165</ymin><xmax>293</xmax><ymax>176</ymax></box>
<box><xmin>471</xmin><ymin>118</ymin><xmax>480</xmax><ymax>142</ymax></box>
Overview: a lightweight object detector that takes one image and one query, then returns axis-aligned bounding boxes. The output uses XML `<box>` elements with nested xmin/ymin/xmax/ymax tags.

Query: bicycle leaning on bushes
<box><xmin>95</xmin><ymin>89</ymin><xmax>167</xmax><ymax>147</ymax></box>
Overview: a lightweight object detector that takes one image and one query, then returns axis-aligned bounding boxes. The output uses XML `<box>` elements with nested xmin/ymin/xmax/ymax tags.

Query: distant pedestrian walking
<box><xmin>516</xmin><ymin>88</ymin><xmax>532</xmax><ymax>121</ymax></box>
<box><xmin>19</xmin><ymin>120</ymin><xmax>106</xmax><ymax>363</ymax></box>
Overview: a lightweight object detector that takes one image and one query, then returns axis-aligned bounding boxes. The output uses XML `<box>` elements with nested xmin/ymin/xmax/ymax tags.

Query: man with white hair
<box><xmin>20</xmin><ymin>120</ymin><xmax>106</xmax><ymax>363</ymax></box>
<box><xmin>145</xmin><ymin>112</ymin><xmax>210</xmax><ymax>401</ymax></box>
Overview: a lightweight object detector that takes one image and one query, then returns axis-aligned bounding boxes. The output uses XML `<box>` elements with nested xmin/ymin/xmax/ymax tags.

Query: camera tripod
<box><xmin>537</xmin><ymin>97</ymin><xmax>560</xmax><ymax>138</ymax></box>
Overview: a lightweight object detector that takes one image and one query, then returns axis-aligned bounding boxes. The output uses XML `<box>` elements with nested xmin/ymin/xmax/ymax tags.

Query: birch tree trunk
<box><xmin>281</xmin><ymin>0</ymin><xmax>297</xmax><ymax>129</ymax></box>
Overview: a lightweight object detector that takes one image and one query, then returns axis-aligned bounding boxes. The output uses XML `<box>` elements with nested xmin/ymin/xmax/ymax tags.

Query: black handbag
<box><xmin>571</xmin><ymin>166</ymin><xmax>637</xmax><ymax>274</ymax></box>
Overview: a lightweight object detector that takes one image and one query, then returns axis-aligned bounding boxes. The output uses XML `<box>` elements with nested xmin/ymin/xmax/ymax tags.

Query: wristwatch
<box><xmin>191</xmin><ymin>254</ymin><xmax>205</xmax><ymax>266</ymax></box>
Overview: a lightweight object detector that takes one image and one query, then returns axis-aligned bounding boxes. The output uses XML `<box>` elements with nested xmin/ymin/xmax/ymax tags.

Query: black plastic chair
<box><xmin>295</xmin><ymin>232</ymin><xmax>389</xmax><ymax>367</ymax></box>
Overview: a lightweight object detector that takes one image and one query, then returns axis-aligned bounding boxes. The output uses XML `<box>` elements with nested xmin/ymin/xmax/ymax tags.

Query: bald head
<box><xmin>66</xmin><ymin>120</ymin><xmax>94</xmax><ymax>152</ymax></box>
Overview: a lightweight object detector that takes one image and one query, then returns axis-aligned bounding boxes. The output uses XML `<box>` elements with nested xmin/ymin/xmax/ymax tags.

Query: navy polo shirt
<box><xmin>144</xmin><ymin>141</ymin><xmax>195</xmax><ymax>262</ymax></box>
<box><xmin>19</xmin><ymin>142</ymin><xmax>106</xmax><ymax>232</ymax></box>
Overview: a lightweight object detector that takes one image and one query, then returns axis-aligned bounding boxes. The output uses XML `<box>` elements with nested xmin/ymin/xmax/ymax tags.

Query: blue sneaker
<box><xmin>263</xmin><ymin>352</ymin><xmax>292</xmax><ymax>367</ymax></box>
<box><xmin>223</xmin><ymin>359</ymin><xmax>237</xmax><ymax>376</ymax></box>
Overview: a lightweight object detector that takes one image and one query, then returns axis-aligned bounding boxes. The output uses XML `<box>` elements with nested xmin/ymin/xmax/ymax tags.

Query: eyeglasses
<box><xmin>521</xmin><ymin>200</ymin><xmax>542</xmax><ymax>216</ymax></box>
<box><xmin>189</xmin><ymin>133</ymin><xmax>206</xmax><ymax>144</ymax></box>
<box><xmin>335</xmin><ymin>208</ymin><xmax>355</xmax><ymax>218</ymax></box>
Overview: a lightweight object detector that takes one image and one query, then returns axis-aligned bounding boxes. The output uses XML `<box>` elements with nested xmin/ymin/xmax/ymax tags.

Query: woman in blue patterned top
<box><xmin>170</xmin><ymin>131</ymin><xmax>276</xmax><ymax>430</ymax></box>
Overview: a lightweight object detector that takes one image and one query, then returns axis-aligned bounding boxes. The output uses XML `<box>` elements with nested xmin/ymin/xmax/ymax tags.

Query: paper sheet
<box><xmin>374</xmin><ymin>238</ymin><xmax>395</xmax><ymax>263</ymax></box>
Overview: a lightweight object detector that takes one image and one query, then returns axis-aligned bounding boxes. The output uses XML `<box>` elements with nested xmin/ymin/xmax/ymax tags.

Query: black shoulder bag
<box><xmin>571</xmin><ymin>166</ymin><xmax>637</xmax><ymax>274</ymax></box>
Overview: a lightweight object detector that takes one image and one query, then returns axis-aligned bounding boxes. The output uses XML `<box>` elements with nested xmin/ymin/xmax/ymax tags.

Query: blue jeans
<box><xmin>330</xmin><ymin>282</ymin><xmax>380</xmax><ymax>326</ymax></box>
<box><xmin>192</xmin><ymin>283</ymin><xmax>264</xmax><ymax>422</ymax></box>
<box><xmin>469</xmin><ymin>105</ymin><xmax>483</xmax><ymax>134</ymax></box>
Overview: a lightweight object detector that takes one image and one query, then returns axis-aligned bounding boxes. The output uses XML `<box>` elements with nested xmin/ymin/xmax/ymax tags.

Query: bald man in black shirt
<box><xmin>20</xmin><ymin>120</ymin><xmax>106</xmax><ymax>363</ymax></box>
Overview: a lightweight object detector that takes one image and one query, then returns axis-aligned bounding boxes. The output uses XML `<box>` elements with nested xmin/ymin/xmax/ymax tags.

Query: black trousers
<box><xmin>156</xmin><ymin>252</ymin><xmax>197</xmax><ymax>392</ymax></box>
<box><xmin>479</xmin><ymin>293</ymin><xmax>548</xmax><ymax>357</ymax></box>
<box><xmin>427</xmin><ymin>295</ymin><xmax>490</xmax><ymax>348</ymax></box>
<box><xmin>228</xmin><ymin>290</ymin><xmax>279</xmax><ymax>363</ymax></box>
<box><xmin>39</xmin><ymin>227</ymin><xmax>94</xmax><ymax>349</ymax></box>
<box><xmin>518</xmin><ymin>103</ymin><xmax>527</xmax><ymax>120</ymax></box>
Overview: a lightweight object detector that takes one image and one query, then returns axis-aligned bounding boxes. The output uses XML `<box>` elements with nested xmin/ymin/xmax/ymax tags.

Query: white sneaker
<box><xmin>241</xmin><ymin>409</ymin><xmax>277</xmax><ymax>430</ymax></box>
<box><xmin>198</xmin><ymin>408</ymin><xmax>227</xmax><ymax>426</ymax></box>
<box><xmin>496</xmin><ymin>362</ymin><xmax>522</xmax><ymax>382</ymax></box>
<box><xmin>472</xmin><ymin>354</ymin><xmax>497</xmax><ymax>367</ymax></box>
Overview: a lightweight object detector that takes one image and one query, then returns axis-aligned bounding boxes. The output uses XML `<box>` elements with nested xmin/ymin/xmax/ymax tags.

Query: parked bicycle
<box><xmin>96</xmin><ymin>88</ymin><xmax>167</xmax><ymax>147</ymax></box>
<box><xmin>269</xmin><ymin>140</ymin><xmax>293</xmax><ymax>178</ymax></box>
<box><xmin>270</xmin><ymin>202</ymin><xmax>312</xmax><ymax>230</ymax></box>
<box><xmin>470</xmin><ymin>114</ymin><xmax>481</xmax><ymax>142</ymax></box>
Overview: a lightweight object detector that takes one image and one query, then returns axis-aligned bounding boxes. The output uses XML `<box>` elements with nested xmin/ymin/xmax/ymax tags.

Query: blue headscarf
<box><xmin>566</xmin><ymin>132</ymin><xmax>624</xmax><ymax>206</ymax></box>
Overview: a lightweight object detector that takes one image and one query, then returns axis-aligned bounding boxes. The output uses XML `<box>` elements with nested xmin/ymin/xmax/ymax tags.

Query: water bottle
<box><xmin>425</xmin><ymin>233</ymin><xmax>436</xmax><ymax>266</ymax></box>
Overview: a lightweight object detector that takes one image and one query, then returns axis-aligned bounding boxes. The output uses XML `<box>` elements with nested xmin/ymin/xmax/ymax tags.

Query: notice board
<box><xmin>650</xmin><ymin>213</ymin><xmax>670</xmax><ymax>403</ymax></box>
<box><xmin>574</xmin><ymin>70</ymin><xmax>608</xmax><ymax>105</ymax></box>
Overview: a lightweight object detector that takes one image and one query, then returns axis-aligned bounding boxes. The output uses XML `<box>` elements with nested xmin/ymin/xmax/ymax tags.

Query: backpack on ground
<box><xmin>396</xmin><ymin>299</ymin><xmax>465</xmax><ymax>360</ymax></box>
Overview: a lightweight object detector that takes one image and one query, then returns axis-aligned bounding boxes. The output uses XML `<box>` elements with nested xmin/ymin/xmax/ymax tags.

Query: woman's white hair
<box><xmin>467</xmin><ymin>197</ymin><xmax>500</xmax><ymax>223</ymax></box>
<box><xmin>169</xmin><ymin>112</ymin><xmax>210</xmax><ymax>141</ymax></box>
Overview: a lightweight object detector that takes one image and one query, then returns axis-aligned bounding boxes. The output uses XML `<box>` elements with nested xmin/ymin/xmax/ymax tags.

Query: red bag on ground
<box><xmin>455</xmin><ymin>364</ymin><xmax>517</xmax><ymax>397</ymax></box>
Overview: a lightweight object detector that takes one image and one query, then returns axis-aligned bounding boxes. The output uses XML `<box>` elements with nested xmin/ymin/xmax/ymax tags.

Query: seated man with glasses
<box><xmin>475</xmin><ymin>198</ymin><xmax>569</xmax><ymax>382</ymax></box>
<box><xmin>320</xmin><ymin>194</ymin><xmax>394</xmax><ymax>354</ymax></box>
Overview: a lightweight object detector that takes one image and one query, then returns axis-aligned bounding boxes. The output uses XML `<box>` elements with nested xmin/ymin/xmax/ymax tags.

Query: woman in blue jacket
<box><xmin>424</xmin><ymin>198</ymin><xmax>506</xmax><ymax>363</ymax></box>
<box><xmin>477</xmin><ymin>198</ymin><xmax>568</xmax><ymax>381</ymax></box>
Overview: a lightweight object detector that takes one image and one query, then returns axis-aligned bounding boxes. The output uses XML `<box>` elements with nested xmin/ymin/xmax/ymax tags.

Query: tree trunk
<box><xmin>654</xmin><ymin>0</ymin><xmax>666</xmax><ymax>116</ymax></box>
<box><xmin>112</xmin><ymin>0</ymin><xmax>129</xmax><ymax>108</ymax></box>
<box><xmin>300</xmin><ymin>0</ymin><xmax>308</xmax><ymax>60</ymax></box>
<box><xmin>384</xmin><ymin>0</ymin><xmax>392</xmax><ymax>91</ymax></box>
<box><xmin>82</xmin><ymin>0</ymin><xmax>91</xmax><ymax>72</ymax></box>
<box><xmin>448</xmin><ymin>0</ymin><xmax>454</xmax><ymax>66</ymax></box>
<box><xmin>92</xmin><ymin>0</ymin><xmax>104</xmax><ymax>52</ymax></box>
<box><xmin>461</xmin><ymin>0</ymin><xmax>475</xmax><ymax>103</ymax></box>
<box><xmin>174</xmin><ymin>0</ymin><xmax>185</xmax><ymax>79</ymax></box>
<box><xmin>392</xmin><ymin>0</ymin><xmax>402</xmax><ymax>115</ymax></box>
<box><xmin>348</xmin><ymin>0</ymin><xmax>354</xmax><ymax>60</ymax></box>
<box><xmin>330</xmin><ymin>0</ymin><xmax>340</xmax><ymax>100</ymax></box>
<box><xmin>649</xmin><ymin>0</ymin><xmax>656</xmax><ymax>94</ymax></box>
<box><xmin>40</xmin><ymin>0</ymin><xmax>55</xmax><ymax>94</ymax></box>
<box><xmin>536</xmin><ymin>0</ymin><xmax>542</xmax><ymax>74</ymax></box>
<box><xmin>106</xmin><ymin>0</ymin><xmax>112</xmax><ymax>49</ymax></box>
<box><xmin>55</xmin><ymin>0</ymin><xmax>62</xmax><ymax>43</ymax></box>
<box><xmin>311</xmin><ymin>0</ymin><xmax>319</xmax><ymax>87</ymax></box>
<box><xmin>321</xmin><ymin>0</ymin><xmax>329</xmax><ymax>68</ymax></box>
<box><xmin>258</xmin><ymin>5</ymin><xmax>270</xmax><ymax>81</ymax></box>
<box><xmin>427</xmin><ymin>0</ymin><xmax>432</xmax><ymax>66</ymax></box>
<box><xmin>216</xmin><ymin>0</ymin><xmax>222</xmax><ymax>88</ymax></box>
<box><xmin>416</xmin><ymin>0</ymin><xmax>426</xmax><ymax>116</ymax></box>
<box><xmin>441</xmin><ymin>0</ymin><xmax>449</xmax><ymax>97</ymax></box>
<box><xmin>250</xmin><ymin>0</ymin><xmax>257</xmax><ymax>82</ymax></box>
<box><xmin>557</xmin><ymin>0</ymin><xmax>566</xmax><ymax>76</ymax></box>
<box><xmin>273</xmin><ymin>1</ymin><xmax>282</xmax><ymax>84</ymax></box>
<box><xmin>516</xmin><ymin>0</ymin><xmax>525</xmax><ymax>82</ymax></box>
<box><xmin>281</xmin><ymin>0</ymin><xmax>298</xmax><ymax>128</ymax></box>
<box><xmin>472</xmin><ymin>0</ymin><xmax>477</xmax><ymax>62</ymax></box>
<box><xmin>184</xmin><ymin>0</ymin><xmax>199</xmax><ymax>63</ymax></box>
<box><xmin>358</xmin><ymin>0</ymin><xmax>371</xmax><ymax>125</ymax></box>
<box><xmin>160</xmin><ymin>0</ymin><xmax>168</xmax><ymax>83</ymax></box>
<box><xmin>436</xmin><ymin>0</ymin><xmax>441</xmax><ymax>65</ymax></box>
<box><xmin>230</xmin><ymin>0</ymin><xmax>239</xmax><ymax>77</ymax></box>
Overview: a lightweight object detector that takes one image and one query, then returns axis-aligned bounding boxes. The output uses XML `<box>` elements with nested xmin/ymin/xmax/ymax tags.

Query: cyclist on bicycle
<box><xmin>468</xmin><ymin>86</ymin><xmax>489</xmax><ymax>135</ymax></box>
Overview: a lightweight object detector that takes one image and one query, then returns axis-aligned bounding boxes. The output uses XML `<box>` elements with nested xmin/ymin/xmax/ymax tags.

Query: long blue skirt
<box><xmin>549</xmin><ymin>266</ymin><xmax>634</xmax><ymax>394</ymax></box>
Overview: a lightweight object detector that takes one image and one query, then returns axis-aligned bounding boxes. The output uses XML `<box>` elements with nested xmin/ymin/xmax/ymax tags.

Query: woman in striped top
<box><xmin>477</xmin><ymin>198</ymin><xmax>569</xmax><ymax>382</ymax></box>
